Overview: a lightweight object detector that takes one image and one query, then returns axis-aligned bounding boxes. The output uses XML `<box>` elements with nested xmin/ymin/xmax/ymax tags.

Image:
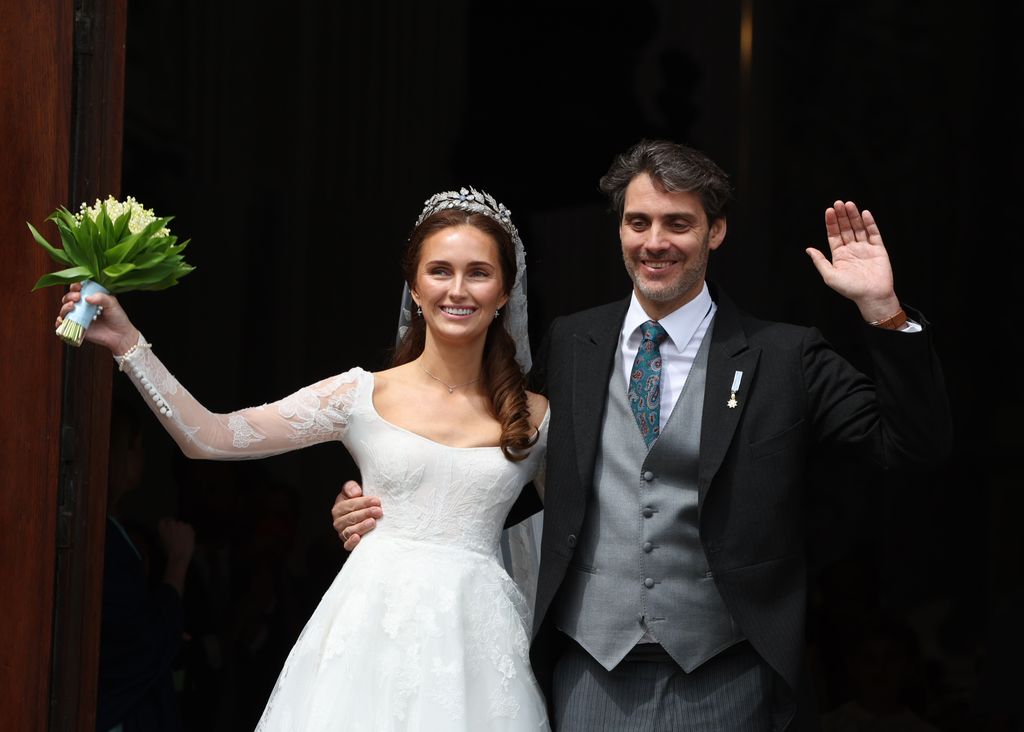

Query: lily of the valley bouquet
<box><xmin>30</xmin><ymin>196</ymin><xmax>194</xmax><ymax>346</ymax></box>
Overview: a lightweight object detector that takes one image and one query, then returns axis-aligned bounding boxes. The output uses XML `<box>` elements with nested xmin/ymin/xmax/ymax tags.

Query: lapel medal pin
<box><xmin>727</xmin><ymin>370</ymin><xmax>743</xmax><ymax>409</ymax></box>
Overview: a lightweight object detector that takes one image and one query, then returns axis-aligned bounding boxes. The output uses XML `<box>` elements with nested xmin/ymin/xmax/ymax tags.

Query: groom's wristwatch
<box><xmin>869</xmin><ymin>308</ymin><xmax>907</xmax><ymax>330</ymax></box>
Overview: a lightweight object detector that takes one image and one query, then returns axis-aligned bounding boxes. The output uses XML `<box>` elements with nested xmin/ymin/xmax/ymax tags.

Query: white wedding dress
<box><xmin>117</xmin><ymin>339</ymin><xmax>551</xmax><ymax>731</ymax></box>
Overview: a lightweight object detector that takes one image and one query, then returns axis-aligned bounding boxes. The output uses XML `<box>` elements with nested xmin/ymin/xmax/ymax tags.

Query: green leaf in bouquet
<box><xmin>125</xmin><ymin>249</ymin><xmax>175</xmax><ymax>272</ymax></box>
<box><xmin>141</xmin><ymin>272</ymin><xmax>195</xmax><ymax>291</ymax></box>
<box><xmin>102</xmin><ymin>262</ymin><xmax>137</xmax><ymax>279</ymax></box>
<box><xmin>27</xmin><ymin>222</ymin><xmax>72</xmax><ymax>266</ymax></box>
<box><xmin>72</xmin><ymin>212</ymin><xmax>103</xmax><ymax>280</ymax></box>
<box><xmin>106</xmin><ymin>260</ymin><xmax>175</xmax><ymax>288</ymax></box>
<box><xmin>107</xmin><ymin>216</ymin><xmax>173</xmax><ymax>265</ymax></box>
<box><xmin>111</xmin><ymin>209</ymin><xmax>132</xmax><ymax>243</ymax></box>
<box><xmin>144</xmin><ymin>261</ymin><xmax>193</xmax><ymax>287</ymax></box>
<box><xmin>108</xmin><ymin>260</ymin><xmax>194</xmax><ymax>292</ymax></box>
<box><xmin>167</xmin><ymin>238</ymin><xmax>191</xmax><ymax>256</ymax></box>
<box><xmin>65</xmin><ymin>211</ymin><xmax>101</xmax><ymax>280</ymax></box>
<box><xmin>145</xmin><ymin>236</ymin><xmax>176</xmax><ymax>257</ymax></box>
<box><xmin>99</xmin><ymin>201</ymin><xmax>119</xmax><ymax>251</ymax></box>
<box><xmin>103</xmin><ymin>229</ymin><xmax>144</xmax><ymax>265</ymax></box>
<box><xmin>32</xmin><ymin>265</ymin><xmax>94</xmax><ymax>291</ymax></box>
<box><xmin>143</xmin><ymin>216</ymin><xmax>174</xmax><ymax>242</ymax></box>
<box><xmin>49</xmin><ymin>214</ymin><xmax>91</xmax><ymax>270</ymax></box>
<box><xmin>97</xmin><ymin>207</ymin><xmax>112</xmax><ymax>258</ymax></box>
<box><xmin>50</xmin><ymin>207</ymin><xmax>79</xmax><ymax>231</ymax></box>
<box><xmin>99</xmin><ymin>205</ymin><xmax>128</xmax><ymax>269</ymax></box>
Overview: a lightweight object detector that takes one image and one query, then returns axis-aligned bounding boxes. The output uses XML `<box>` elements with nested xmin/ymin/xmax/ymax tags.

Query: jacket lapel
<box><xmin>698</xmin><ymin>289</ymin><xmax>760</xmax><ymax>508</ymax></box>
<box><xmin>571</xmin><ymin>300</ymin><xmax>626</xmax><ymax>492</ymax></box>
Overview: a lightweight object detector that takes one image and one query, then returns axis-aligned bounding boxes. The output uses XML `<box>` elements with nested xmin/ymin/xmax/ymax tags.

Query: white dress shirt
<box><xmin>620</xmin><ymin>283</ymin><xmax>716</xmax><ymax>431</ymax></box>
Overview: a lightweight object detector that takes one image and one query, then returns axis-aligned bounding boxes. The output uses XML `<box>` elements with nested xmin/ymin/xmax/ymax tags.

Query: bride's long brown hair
<box><xmin>392</xmin><ymin>209</ymin><xmax>537</xmax><ymax>461</ymax></box>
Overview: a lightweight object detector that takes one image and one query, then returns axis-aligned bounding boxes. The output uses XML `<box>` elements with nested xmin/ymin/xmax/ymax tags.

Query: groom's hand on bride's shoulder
<box><xmin>332</xmin><ymin>480</ymin><xmax>382</xmax><ymax>551</ymax></box>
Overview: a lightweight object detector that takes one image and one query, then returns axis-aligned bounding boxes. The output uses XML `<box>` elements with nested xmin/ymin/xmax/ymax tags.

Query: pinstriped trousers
<box><xmin>552</xmin><ymin>640</ymin><xmax>773</xmax><ymax>731</ymax></box>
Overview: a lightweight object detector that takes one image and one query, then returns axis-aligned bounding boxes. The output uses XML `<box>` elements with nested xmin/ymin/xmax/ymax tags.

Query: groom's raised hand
<box><xmin>805</xmin><ymin>200</ymin><xmax>903</xmax><ymax>324</ymax></box>
<box><xmin>332</xmin><ymin>480</ymin><xmax>382</xmax><ymax>551</ymax></box>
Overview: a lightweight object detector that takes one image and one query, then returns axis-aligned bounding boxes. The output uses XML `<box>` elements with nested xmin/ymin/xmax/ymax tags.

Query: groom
<box><xmin>332</xmin><ymin>139</ymin><xmax>951</xmax><ymax>730</ymax></box>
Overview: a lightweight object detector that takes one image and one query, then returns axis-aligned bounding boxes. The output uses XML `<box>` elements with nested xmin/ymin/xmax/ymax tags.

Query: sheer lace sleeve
<box><xmin>115</xmin><ymin>334</ymin><xmax>360</xmax><ymax>460</ymax></box>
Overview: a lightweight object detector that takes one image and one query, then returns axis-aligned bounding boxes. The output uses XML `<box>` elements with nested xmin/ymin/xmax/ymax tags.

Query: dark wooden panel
<box><xmin>0</xmin><ymin>0</ymin><xmax>73</xmax><ymax>729</ymax></box>
<box><xmin>50</xmin><ymin>1</ymin><xmax>128</xmax><ymax>730</ymax></box>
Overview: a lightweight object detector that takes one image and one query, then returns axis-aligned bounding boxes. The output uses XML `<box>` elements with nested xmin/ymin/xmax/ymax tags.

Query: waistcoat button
<box><xmin>644</xmin><ymin>577</ymin><xmax>655</xmax><ymax>589</ymax></box>
<box><xmin>642</xmin><ymin>507</ymin><xmax>654</xmax><ymax>518</ymax></box>
<box><xmin>643</xmin><ymin>541</ymin><xmax>653</xmax><ymax>553</ymax></box>
<box><xmin>567</xmin><ymin>534</ymin><xmax>577</xmax><ymax>548</ymax></box>
<box><xmin>642</xmin><ymin>470</ymin><xmax>654</xmax><ymax>481</ymax></box>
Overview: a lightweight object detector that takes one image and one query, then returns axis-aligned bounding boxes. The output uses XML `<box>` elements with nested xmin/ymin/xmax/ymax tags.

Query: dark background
<box><xmin>107</xmin><ymin>1</ymin><xmax>1023</xmax><ymax>729</ymax></box>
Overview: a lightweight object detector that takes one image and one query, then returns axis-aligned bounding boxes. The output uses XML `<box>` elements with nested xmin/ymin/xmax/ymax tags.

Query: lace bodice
<box><xmin>342</xmin><ymin>369</ymin><xmax>548</xmax><ymax>555</ymax></box>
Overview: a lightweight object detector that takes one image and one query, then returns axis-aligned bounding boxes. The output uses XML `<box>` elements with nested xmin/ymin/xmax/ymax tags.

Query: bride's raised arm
<box><xmin>58</xmin><ymin>284</ymin><xmax>357</xmax><ymax>460</ymax></box>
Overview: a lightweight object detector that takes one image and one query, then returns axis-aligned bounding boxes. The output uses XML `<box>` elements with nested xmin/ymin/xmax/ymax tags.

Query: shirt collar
<box><xmin>622</xmin><ymin>282</ymin><xmax>714</xmax><ymax>350</ymax></box>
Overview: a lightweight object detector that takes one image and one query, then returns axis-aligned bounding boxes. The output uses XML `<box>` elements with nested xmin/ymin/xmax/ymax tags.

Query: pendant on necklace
<box><xmin>417</xmin><ymin>363</ymin><xmax>479</xmax><ymax>393</ymax></box>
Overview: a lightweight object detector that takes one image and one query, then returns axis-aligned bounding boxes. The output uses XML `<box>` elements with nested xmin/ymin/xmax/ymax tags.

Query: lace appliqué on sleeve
<box><xmin>277</xmin><ymin>373</ymin><xmax>359</xmax><ymax>445</ymax></box>
<box><xmin>227</xmin><ymin>413</ymin><xmax>266</xmax><ymax>449</ymax></box>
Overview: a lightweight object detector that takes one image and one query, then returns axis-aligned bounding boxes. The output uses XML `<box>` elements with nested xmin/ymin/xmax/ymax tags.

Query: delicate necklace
<box><xmin>418</xmin><ymin>363</ymin><xmax>480</xmax><ymax>393</ymax></box>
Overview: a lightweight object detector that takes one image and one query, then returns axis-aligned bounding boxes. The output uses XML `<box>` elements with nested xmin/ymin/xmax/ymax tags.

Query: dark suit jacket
<box><xmin>514</xmin><ymin>285</ymin><xmax>951</xmax><ymax>730</ymax></box>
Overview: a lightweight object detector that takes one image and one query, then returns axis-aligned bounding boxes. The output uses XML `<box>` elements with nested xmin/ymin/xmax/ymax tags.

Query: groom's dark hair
<box><xmin>599</xmin><ymin>139</ymin><xmax>733</xmax><ymax>224</ymax></box>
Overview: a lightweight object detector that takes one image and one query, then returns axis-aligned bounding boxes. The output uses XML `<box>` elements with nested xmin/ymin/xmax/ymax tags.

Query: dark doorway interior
<box><xmin>109</xmin><ymin>2</ymin><xmax>1022</xmax><ymax>729</ymax></box>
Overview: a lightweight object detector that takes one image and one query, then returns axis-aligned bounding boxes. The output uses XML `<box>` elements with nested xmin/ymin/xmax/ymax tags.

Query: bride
<box><xmin>58</xmin><ymin>189</ymin><xmax>551</xmax><ymax>730</ymax></box>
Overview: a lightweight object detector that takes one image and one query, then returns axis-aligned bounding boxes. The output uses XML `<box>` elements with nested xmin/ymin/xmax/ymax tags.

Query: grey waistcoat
<box><xmin>552</xmin><ymin>324</ymin><xmax>744</xmax><ymax>671</ymax></box>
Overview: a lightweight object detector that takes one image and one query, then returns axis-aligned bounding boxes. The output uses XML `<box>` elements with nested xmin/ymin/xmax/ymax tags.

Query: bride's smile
<box><xmin>411</xmin><ymin>224</ymin><xmax>509</xmax><ymax>348</ymax></box>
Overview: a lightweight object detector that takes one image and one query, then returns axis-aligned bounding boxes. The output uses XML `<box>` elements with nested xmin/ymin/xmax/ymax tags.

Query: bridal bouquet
<box><xmin>30</xmin><ymin>196</ymin><xmax>194</xmax><ymax>346</ymax></box>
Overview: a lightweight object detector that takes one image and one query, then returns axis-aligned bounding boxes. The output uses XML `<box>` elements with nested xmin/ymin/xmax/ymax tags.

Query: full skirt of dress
<box><xmin>255</xmin><ymin>532</ymin><xmax>550</xmax><ymax>731</ymax></box>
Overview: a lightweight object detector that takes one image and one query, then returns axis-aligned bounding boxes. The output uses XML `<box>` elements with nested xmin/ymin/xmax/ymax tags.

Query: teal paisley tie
<box><xmin>628</xmin><ymin>320</ymin><xmax>668</xmax><ymax>448</ymax></box>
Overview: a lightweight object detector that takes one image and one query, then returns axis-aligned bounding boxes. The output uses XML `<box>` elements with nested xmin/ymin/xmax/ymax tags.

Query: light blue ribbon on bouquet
<box><xmin>66</xmin><ymin>279</ymin><xmax>109</xmax><ymax>328</ymax></box>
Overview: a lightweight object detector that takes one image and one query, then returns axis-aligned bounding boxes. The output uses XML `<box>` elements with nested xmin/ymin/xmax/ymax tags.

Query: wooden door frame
<box><xmin>50</xmin><ymin>1</ymin><xmax>128</xmax><ymax>730</ymax></box>
<box><xmin>0</xmin><ymin>0</ymin><xmax>126</xmax><ymax>729</ymax></box>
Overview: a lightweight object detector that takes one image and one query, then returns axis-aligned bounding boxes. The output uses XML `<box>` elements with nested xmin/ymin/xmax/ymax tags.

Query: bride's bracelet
<box><xmin>112</xmin><ymin>336</ymin><xmax>173</xmax><ymax>418</ymax></box>
<box><xmin>113</xmin><ymin>336</ymin><xmax>152</xmax><ymax>372</ymax></box>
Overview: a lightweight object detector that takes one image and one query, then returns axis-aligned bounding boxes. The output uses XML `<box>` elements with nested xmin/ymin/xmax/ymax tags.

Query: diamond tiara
<box><xmin>415</xmin><ymin>186</ymin><xmax>521</xmax><ymax>246</ymax></box>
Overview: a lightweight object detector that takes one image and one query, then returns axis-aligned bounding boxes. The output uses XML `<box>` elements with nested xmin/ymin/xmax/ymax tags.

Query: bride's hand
<box><xmin>56</xmin><ymin>283</ymin><xmax>141</xmax><ymax>356</ymax></box>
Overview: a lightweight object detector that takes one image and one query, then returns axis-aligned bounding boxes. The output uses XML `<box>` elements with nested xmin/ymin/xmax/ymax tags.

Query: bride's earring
<box><xmin>417</xmin><ymin>306</ymin><xmax>422</xmax><ymax>316</ymax></box>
